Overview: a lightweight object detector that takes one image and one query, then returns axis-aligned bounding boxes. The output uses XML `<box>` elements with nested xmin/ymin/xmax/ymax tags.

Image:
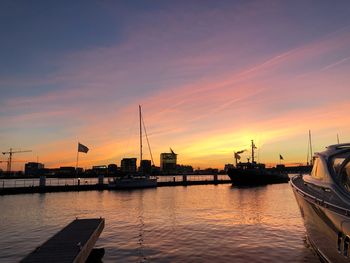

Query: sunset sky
<box><xmin>1</xmin><ymin>0</ymin><xmax>350</xmax><ymax>171</ymax></box>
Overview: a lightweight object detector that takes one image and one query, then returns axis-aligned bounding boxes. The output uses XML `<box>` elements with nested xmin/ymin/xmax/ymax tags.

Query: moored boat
<box><xmin>291</xmin><ymin>143</ymin><xmax>350</xmax><ymax>262</ymax></box>
<box><xmin>108</xmin><ymin>175</ymin><xmax>157</xmax><ymax>189</ymax></box>
<box><xmin>227</xmin><ymin>140</ymin><xmax>289</xmax><ymax>186</ymax></box>
<box><xmin>108</xmin><ymin>105</ymin><xmax>157</xmax><ymax>190</ymax></box>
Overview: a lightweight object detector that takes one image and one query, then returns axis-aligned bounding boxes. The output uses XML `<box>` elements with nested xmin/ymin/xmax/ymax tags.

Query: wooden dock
<box><xmin>21</xmin><ymin>218</ymin><xmax>105</xmax><ymax>263</ymax></box>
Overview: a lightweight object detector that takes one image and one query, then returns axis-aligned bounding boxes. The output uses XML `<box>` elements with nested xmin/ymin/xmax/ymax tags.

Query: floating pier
<box><xmin>21</xmin><ymin>218</ymin><xmax>105</xmax><ymax>263</ymax></box>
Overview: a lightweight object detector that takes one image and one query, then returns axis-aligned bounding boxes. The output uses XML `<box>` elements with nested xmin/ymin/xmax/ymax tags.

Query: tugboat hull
<box><xmin>227</xmin><ymin>168</ymin><xmax>289</xmax><ymax>186</ymax></box>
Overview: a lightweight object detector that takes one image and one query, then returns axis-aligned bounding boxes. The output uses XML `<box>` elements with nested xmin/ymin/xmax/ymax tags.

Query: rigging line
<box><xmin>141</xmin><ymin>115</ymin><xmax>155</xmax><ymax>166</ymax></box>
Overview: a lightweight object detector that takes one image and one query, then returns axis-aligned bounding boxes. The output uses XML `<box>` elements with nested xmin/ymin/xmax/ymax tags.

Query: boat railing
<box><xmin>291</xmin><ymin>176</ymin><xmax>350</xmax><ymax>217</ymax></box>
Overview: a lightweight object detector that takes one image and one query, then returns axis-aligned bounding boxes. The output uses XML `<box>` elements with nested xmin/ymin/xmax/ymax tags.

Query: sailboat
<box><xmin>108</xmin><ymin>106</ymin><xmax>157</xmax><ymax>189</ymax></box>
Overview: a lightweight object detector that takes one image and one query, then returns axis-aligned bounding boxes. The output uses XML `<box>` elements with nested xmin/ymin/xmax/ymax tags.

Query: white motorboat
<box><xmin>291</xmin><ymin>143</ymin><xmax>350</xmax><ymax>262</ymax></box>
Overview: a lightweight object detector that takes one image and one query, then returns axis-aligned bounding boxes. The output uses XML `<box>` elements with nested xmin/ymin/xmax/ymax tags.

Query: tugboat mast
<box><xmin>139</xmin><ymin>105</ymin><xmax>142</xmax><ymax>167</ymax></box>
<box><xmin>251</xmin><ymin>140</ymin><xmax>255</xmax><ymax>164</ymax></box>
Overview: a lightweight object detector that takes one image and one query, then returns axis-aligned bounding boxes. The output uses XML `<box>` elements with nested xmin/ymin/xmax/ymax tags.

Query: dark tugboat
<box><xmin>227</xmin><ymin>140</ymin><xmax>289</xmax><ymax>186</ymax></box>
<box><xmin>291</xmin><ymin>143</ymin><xmax>350</xmax><ymax>263</ymax></box>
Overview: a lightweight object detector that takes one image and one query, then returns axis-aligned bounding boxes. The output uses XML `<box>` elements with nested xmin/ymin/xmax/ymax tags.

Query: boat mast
<box><xmin>251</xmin><ymin>140</ymin><xmax>255</xmax><ymax>163</ymax></box>
<box><xmin>139</xmin><ymin>105</ymin><xmax>142</xmax><ymax>168</ymax></box>
<box><xmin>308</xmin><ymin>130</ymin><xmax>313</xmax><ymax>166</ymax></box>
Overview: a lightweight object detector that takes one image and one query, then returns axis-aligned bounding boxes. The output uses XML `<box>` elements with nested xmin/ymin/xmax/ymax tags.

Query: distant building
<box><xmin>140</xmin><ymin>160</ymin><xmax>152</xmax><ymax>175</ymax></box>
<box><xmin>194</xmin><ymin>168</ymin><xmax>219</xmax><ymax>175</ymax></box>
<box><xmin>108</xmin><ymin>164</ymin><xmax>118</xmax><ymax>175</ymax></box>
<box><xmin>58</xmin><ymin>166</ymin><xmax>76</xmax><ymax>176</ymax></box>
<box><xmin>92</xmin><ymin>165</ymin><xmax>108</xmax><ymax>175</ymax></box>
<box><xmin>160</xmin><ymin>149</ymin><xmax>177</xmax><ymax>174</ymax></box>
<box><xmin>25</xmin><ymin>162</ymin><xmax>44</xmax><ymax>176</ymax></box>
<box><xmin>176</xmin><ymin>165</ymin><xmax>193</xmax><ymax>174</ymax></box>
<box><xmin>121</xmin><ymin>158</ymin><xmax>137</xmax><ymax>174</ymax></box>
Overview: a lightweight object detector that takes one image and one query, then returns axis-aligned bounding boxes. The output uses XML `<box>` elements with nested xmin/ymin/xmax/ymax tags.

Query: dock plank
<box><xmin>21</xmin><ymin>218</ymin><xmax>104</xmax><ymax>263</ymax></box>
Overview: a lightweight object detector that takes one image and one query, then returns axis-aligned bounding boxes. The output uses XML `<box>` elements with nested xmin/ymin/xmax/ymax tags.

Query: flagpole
<box><xmin>76</xmin><ymin>151</ymin><xmax>79</xmax><ymax>170</ymax></box>
<box><xmin>76</xmin><ymin>143</ymin><xmax>79</xmax><ymax>176</ymax></box>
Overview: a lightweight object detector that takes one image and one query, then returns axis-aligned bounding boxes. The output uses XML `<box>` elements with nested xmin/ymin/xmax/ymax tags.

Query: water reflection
<box><xmin>0</xmin><ymin>184</ymin><xmax>320</xmax><ymax>262</ymax></box>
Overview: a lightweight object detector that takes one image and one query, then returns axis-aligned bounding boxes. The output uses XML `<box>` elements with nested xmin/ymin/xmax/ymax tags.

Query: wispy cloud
<box><xmin>2</xmin><ymin>1</ymin><xmax>350</xmax><ymax>170</ymax></box>
<box><xmin>321</xmin><ymin>55</ymin><xmax>350</xmax><ymax>71</ymax></box>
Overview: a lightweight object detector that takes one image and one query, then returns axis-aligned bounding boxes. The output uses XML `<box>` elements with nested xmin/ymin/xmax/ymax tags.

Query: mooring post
<box><xmin>213</xmin><ymin>174</ymin><xmax>218</xmax><ymax>184</ymax></box>
<box><xmin>39</xmin><ymin>176</ymin><xmax>46</xmax><ymax>188</ymax></box>
<box><xmin>98</xmin><ymin>174</ymin><xmax>104</xmax><ymax>185</ymax></box>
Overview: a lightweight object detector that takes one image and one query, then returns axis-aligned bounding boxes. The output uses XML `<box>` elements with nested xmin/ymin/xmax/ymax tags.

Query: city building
<box><xmin>92</xmin><ymin>165</ymin><xmax>108</xmax><ymax>175</ymax></box>
<box><xmin>121</xmin><ymin>158</ymin><xmax>137</xmax><ymax>174</ymax></box>
<box><xmin>57</xmin><ymin>167</ymin><xmax>76</xmax><ymax>176</ymax></box>
<box><xmin>140</xmin><ymin>160</ymin><xmax>152</xmax><ymax>175</ymax></box>
<box><xmin>108</xmin><ymin>164</ymin><xmax>118</xmax><ymax>175</ymax></box>
<box><xmin>24</xmin><ymin>162</ymin><xmax>44</xmax><ymax>176</ymax></box>
<box><xmin>176</xmin><ymin>164</ymin><xmax>193</xmax><ymax>174</ymax></box>
<box><xmin>160</xmin><ymin>148</ymin><xmax>177</xmax><ymax>174</ymax></box>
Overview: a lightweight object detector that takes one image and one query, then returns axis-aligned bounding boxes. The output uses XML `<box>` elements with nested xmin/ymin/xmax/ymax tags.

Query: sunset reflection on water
<box><xmin>0</xmin><ymin>184</ymin><xmax>319</xmax><ymax>262</ymax></box>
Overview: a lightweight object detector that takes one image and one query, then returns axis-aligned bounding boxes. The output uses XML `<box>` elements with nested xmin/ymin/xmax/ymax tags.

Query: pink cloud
<box><xmin>3</xmin><ymin>10</ymin><xmax>350</xmax><ymax>170</ymax></box>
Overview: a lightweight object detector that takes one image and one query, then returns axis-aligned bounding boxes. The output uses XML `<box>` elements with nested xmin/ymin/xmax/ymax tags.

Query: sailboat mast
<box><xmin>139</xmin><ymin>105</ymin><xmax>142</xmax><ymax>167</ymax></box>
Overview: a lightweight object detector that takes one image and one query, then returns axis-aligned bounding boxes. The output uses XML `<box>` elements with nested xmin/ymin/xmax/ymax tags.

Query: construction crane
<box><xmin>2</xmin><ymin>148</ymin><xmax>32</xmax><ymax>173</ymax></box>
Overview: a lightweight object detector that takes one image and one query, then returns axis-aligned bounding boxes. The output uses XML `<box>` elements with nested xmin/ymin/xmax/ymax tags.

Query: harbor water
<box><xmin>0</xmin><ymin>183</ymin><xmax>320</xmax><ymax>262</ymax></box>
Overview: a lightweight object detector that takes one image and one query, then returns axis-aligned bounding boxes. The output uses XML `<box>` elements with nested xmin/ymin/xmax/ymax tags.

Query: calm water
<box><xmin>0</xmin><ymin>184</ymin><xmax>320</xmax><ymax>262</ymax></box>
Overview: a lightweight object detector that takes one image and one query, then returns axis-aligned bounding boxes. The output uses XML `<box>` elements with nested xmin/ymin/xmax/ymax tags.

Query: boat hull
<box><xmin>108</xmin><ymin>177</ymin><xmax>157</xmax><ymax>189</ymax></box>
<box><xmin>227</xmin><ymin>168</ymin><xmax>289</xmax><ymax>186</ymax></box>
<box><xmin>291</xmin><ymin>176</ymin><xmax>350</xmax><ymax>263</ymax></box>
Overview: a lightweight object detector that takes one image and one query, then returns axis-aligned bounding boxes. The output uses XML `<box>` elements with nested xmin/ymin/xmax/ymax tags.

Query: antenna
<box><xmin>308</xmin><ymin>130</ymin><xmax>313</xmax><ymax>166</ymax></box>
<box><xmin>251</xmin><ymin>140</ymin><xmax>256</xmax><ymax>163</ymax></box>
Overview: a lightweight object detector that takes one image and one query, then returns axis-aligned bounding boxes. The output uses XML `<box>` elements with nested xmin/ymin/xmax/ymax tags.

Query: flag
<box><xmin>279</xmin><ymin>154</ymin><xmax>284</xmax><ymax>160</ymax></box>
<box><xmin>78</xmin><ymin>143</ymin><xmax>89</xmax><ymax>153</ymax></box>
<box><xmin>234</xmin><ymin>153</ymin><xmax>241</xmax><ymax>160</ymax></box>
<box><xmin>170</xmin><ymin>148</ymin><xmax>176</xmax><ymax>155</ymax></box>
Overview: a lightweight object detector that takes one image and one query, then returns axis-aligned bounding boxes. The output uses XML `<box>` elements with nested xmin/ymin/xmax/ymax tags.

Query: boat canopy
<box><xmin>313</xmin><ymin>143</ymin><xmax>350</xmax><ymax>192</ymax></box>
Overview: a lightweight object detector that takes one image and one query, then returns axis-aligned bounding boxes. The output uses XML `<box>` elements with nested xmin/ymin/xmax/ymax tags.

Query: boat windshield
<box><xmin>331</xmin><ymin>151</ymin><xmax>350</xmax><ymax>192</ymax></box>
